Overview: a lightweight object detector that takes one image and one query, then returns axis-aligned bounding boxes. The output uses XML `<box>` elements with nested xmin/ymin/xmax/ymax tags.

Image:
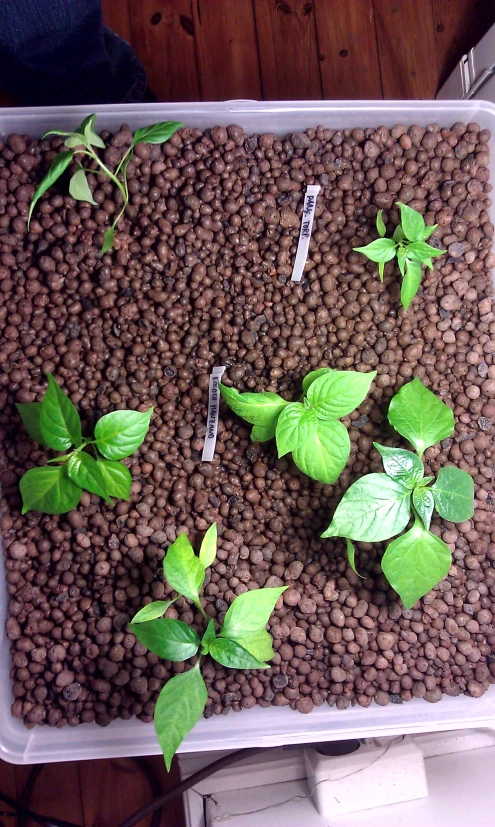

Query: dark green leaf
<box><xmin>20</xmin><ymin>465</ymin><xmax>82</xmax><ymax>515</ymax></box>
<box><xmin>321</xmin><ymin>473</ymin><xmax>411</xmax><ymax>542</ymax></box>
<box><xmin>94</xmin><ymin>408</ymin><xmax>153</xmax><ymax>459</ymax></box>
<box><xmin>346</xmin><ymin>538</ymin><xmax>363</xmax><ymax>578</ymax></box>
<box><xmin>67</xmin><ymin>451</ymin><xmax>112</xmax><ymax>503</ymax></box>
<box><xmin>353</xmin><ymin>237</ymin><xmax>397</xmax><ymax>263</ymax></box>
<box><xmin>201</xmin><ymin>619</ymin><xmax>216</xmax><ymax>654</ymax></box>
<box><xmin>131</xmin><ymin>617</ymin><xmax>200</xmax><ymax>661</ymax></box>
<box><xmin>220</xmin><ymin>385</ymin><xmax>289</xmax><ymax>427</ymax></box>
<box><xmin>381</xmin><ymin>519</ymin><xmax>451</xmax><ymax>609</ymax></box>
<box><xmin>163</xmin><ymin>534</ymin><xmax>204</xmax><ymax>606</ymax></box>
<box><xmin>251</xmin><ymin>422</ymin><xmax>276</xmax><ymax>442</ymax></box>
<box><xmin>306</xmin><ymin>369</ymin><xmax>376</xmax><ymax>419</ymax></box>
<box><xmin>412</xmin><ymin>486</ymin><xmax>435</xmax><ymax>530</ymax></box>
<box><xmin>292</xmin><ymin>418</ymin><xmax>350</xmax><ymax>485</ymax></box>
<box><xmin>405</xmin><ymin>241</ymin><xmax>445</xmax><ymax>263</ymax></box>
<box><xmin>131</xmin><ymin>121</ymin><xmax>184</xmax><ymax>147</ymax></box>
<box><xmin>302</xmin><ymin>367</ymin><xmax>331</xmax><ymax>396</ymax></box>
<box><xmin>28</xmin><ymin>150</ymin><xmax>74</xmax><ymax>227</ymax></box>
<box><xmin>388</xmin><ymin>377</ymin><xmax>454</xmax><ymax>458</ymax></box>
<box><xmin>431</xmin><ymin>466</ymin><xmax>474</xmax><ymax>522</ymax></box>
<box><xmin>69</xmin><ymin>169</ymin><xmax>97</xmax><ymax>204</ymax></box>
<box><xmin>16</xmin><ymin>402</ymin><xmax>45</xmax><ymax>445</ymax></box>
<box><xmin>275</xmin><ymin>404</ymin><xmax>317</xmax><ymax>457</ymax></box>
<box><xmin>221</xmin><ymin>587</ymin><xmax>286</xmax><ymax>639</ymax></box>
<box><xmin>74</xmin><ymin>114</ymin><xmax>96</xmax><ymax>134</ymax></box>
<box><xmin>40</xmin><ymin>373</ymin><xmax>82</xmax><ymax>451</ymax></box>
<box><xmin>397</xmin><ymin>202</ymin><xmax>425</xmax><ymax>242</ymax></box>
<box><xmin>373</xmin><ymin>443</ymin><xmax>424</xmax><ymax>487</ymax></box>
<box><xmin>101</xmin><ymin>225</ymin><xmax>115</xmax><ymax>254</ymax></box>
<box><xmin>199</xmin><ymin>522</ymin><xmax>217</xmax><ymax>569</ymax></box>
<box><xmin>154</xmin><ymin>664</ymin><xmax>207</xmax><ymax>771</ymax></box>
<box><xmin>131</xmin><ymin>600</ymin><xmax>175</xmax><ymax>624</ymax></box>
<box><xmin>96</xmin><ymin>459</ymin><xmax>132</xmax><ymax>500</ymax></box>
<box><xmin>210</xmin><ymin>638</ymin><xmax>266</xmax><ymax>670</ymax></box>
<box><xmin>376</xmin><ymin>210</ymin><xmax>386</xmax><ymax>237</ymax></box>
<box><xmin>401</xmin><ymin>258</ymin><xmax>422</xmax><ymax>310</ymax></box>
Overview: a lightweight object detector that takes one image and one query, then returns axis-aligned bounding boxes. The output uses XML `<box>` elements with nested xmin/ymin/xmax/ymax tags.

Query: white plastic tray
<box><xmin>1</xmin><ymin>99</ymin><xmax>494</xmax><ymax>764</ymax></box>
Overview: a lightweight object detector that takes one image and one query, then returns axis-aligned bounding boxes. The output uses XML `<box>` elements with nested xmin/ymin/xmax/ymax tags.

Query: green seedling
<box><xmin>17</xmin><ymin>374</ymin><xmax>152</xmax><ymax>514</ymax></box>
<box><xmin>28</xmin><ymin>114</ymin><xmax>183</xmax><ymax>252</ymax></box>
<box><xmin>354</xmin><ymin>202</ymin><xmax>446</xmax><ymax>310</ymax></box>
<box><xmin>322</xmin><ymin>377</ymin><xmax>474</xmax><ymax>608</ymax></box>
<box><xmin>130</xmin><ymin>523</ymin><xmax>286</xmax><ymax>769</ymax></box>
<box><xmin>220</xmin><ymin>368</ymin><xmax>376</xmax><ymax>485</ymax></box>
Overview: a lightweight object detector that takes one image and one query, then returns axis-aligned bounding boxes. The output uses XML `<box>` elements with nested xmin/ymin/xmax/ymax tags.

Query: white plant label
<box><xmin>291</xmin><ymin>184</ymin><xmax>321</xmax><ymax>283</ymax></box>
<box><xmin>202</xmin><ymin>366</ymin><xmax>226</xmax><ymax>461</ymax></box>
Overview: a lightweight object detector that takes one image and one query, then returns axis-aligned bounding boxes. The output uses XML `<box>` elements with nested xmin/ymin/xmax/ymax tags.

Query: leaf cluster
<box><xmin>130</xmin><ymin>524</ymin><xmax>286</xmax><ymax>768</ymax></box>
<box><xmin>322</xmin><ymin>378</ymin><xmax>474</xmax><ymax>608</ymax></box>
<box><xmin>220</xmin><ymin>368</ymin><xmax>376</xmax><ymax>485</ymax></box>
<box><xmin>17</xmin><ymin>374</ymin><xmax>152</xmax><ymax>514</ymax></box>
<box><xmin>28</xmin><ymin>114</ymin><xmax>183</xmax><ymax>252</ymax></box>
<box><xmin>354</xmin><ymin>203</ymin><xmax>446</xmax><ymax>310</ymax></box>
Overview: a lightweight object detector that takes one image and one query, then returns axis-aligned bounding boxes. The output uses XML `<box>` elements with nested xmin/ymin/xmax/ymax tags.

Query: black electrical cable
<box><xmin>0</xmin><ymin>746</ymin><xmax>267</xmax><ymax>827</ymax></box>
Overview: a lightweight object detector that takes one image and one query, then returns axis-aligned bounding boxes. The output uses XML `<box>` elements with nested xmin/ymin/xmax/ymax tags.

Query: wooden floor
<box><xmin>2</xmin><ymin>1</ymin><xmax>495</xmax><ymax>826</ymax></box>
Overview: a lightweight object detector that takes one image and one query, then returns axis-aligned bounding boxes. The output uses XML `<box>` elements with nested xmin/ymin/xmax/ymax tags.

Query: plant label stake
<box><xmin>202</xmin><ymin>366</ymin><xmax>226</xmax><ymax>461</ymax></box>
<box><xmin>291</xmin><ymin>184</ymin><xmax>320</xmax><ymax>283</ymax></box>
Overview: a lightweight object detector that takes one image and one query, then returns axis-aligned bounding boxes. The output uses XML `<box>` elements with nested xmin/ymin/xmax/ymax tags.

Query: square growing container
<box><xmin>0</xmin><ymin>99</ymin><xmax>494</xmax><ymax>765</ymax></box>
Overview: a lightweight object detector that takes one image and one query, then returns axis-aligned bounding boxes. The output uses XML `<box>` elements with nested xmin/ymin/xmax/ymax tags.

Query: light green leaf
<box><xmin>154</xmin><ymin>663</ymin><xmax>207</xmax><ymax>771</ymax></box>
<box><xmin>388</xmin><ymin>377</ymin><xmax>454</xmax><ymax>458</ymax></box>
<box><xmin>74</xmin><ymin>114</ymin><xmax>96</xmax><ymax>135</ymax></box>
<box><xmin>420</xmin><ymin>223</ymin><xmax>438</xmax><ymax>241</ymax></box>
<box><xmin>94</xmin><ymin>408</ymin><xmax>153</xmax><ymax>459</ymax></box>
<box><xmin>378</xmin><ymin>261</ymin><xmax>385</xmax><ymax>281</ymax></box>
<box><xmin>40</xmin><ymin>373</ymin><xmax>82</xmax><ymax>450</ymax></box>
<box><xmin>101</xmin><ymin>225</ymin><xmax>115</xmax><ymax>254</ymax></box>
<box><xmin>201</xmin><ymin>619</ymin><xmax>216</xmax><ymax>654</ymax></box>
<box><xmin>131</xmin><ymin>121</ymin><xmax>184</xmax><ymax>147</ymax></box>
<box><xmin>405</xmin><ymin>241</ymin><xmax>445</xmax><ymax>263</ymax></box>
<box><xmin>393</xmin><ymin>224</ymin><xmax>405</xmax><ymax>243</ymax></box>
<box><xmin>221</xmin><ymin>587</ymin><xmax>286</xmax><ymax>639</ymax></box>
<box><xmin>373</xmin><ymin>443</ymin><xmax>424</xmax><ymax>487</ymax></box>
<box><xmin>431</xmin><ymin>466</ymin><xmax>474</xmax><ymax>522</ymax></box>
<box><xmin>321</xmin><ymin>473</ymin><xmax>411</xmax><ymax>542</ymax></box>
<box><xmin>96</xmin><ymin>459</ymin><xmax>132</xmax><ymax>500</ymax></box>
<box><xmin>64</xmin><ymin>134</ymin><xmax>86</xmax><ymax>149</ymax></box>
<box><xmin>275</xmin><ymin>404</ymin><xmax>317</xmax><ymax>457</ymax></box>
<box><xmin>381</xmin><ymin>519</ymin><xmax>451</xmax><ymax>609</ymax></box>
<box><xmin>401</xmin><ymin>258</ymin><xmax>422</xmax><ymax>310</ymax></box>
<box><xmin>376</xmin><ymin>210</ymin><xmax>386</xmax><ymax>237</ymax></box>
<box><xmin>413</xmin><ymin>486</ymin><xmax>435</xmax><ymax>530</ymax></box>
<box><xmin>131</xmin><ymin>600</ymin><xmax>175</xmax><ymax>624</ymax></box>
<box><xmin>220</xmin><ymin>385</ymin><xmax>289</xmax><ymax>428</ymax></box>
<box><xmin>417</xmin><ymin>475</ymin><xmax>435</xmax><ymax>487</ymax></box>
<box><xmin>199</xmin><ymin>522</ymin><xmax>217</xmax><ymax>569</ymax></box>
<box><xmin>251</xmin><ymin>422</ymin><xmax>276</xmax><ymax>442</ymax></box>
<box><xmin>232</xmin><ymin>629</ymin><xmax>275</xmax><ymax>662</ymax></box>
<box><xmin>84</xmin><ymin>119</ymin><xmax>106</xmax><ymax>148</ymax></box>
<box><xmin>28</xmin><ymin>149</ymin><xmax>74</xmax><ymax>228</ymax></box>
<box><xmin>353</xmin><ymin>237</ymin><xmax>397</xmax><ymax>263</ymax></box>
<box><xmin>306</xmin><ymin>369</ymin><xmax>376</xmax><ymax>419</ymax></box>
<box><xmin>131</xmin><ymin>617</ymin><xmax>200</xmax><ymax>661</ymax></box>
<box><xmin>163</xmin><ymin>534</ymin><xmax>205</xmax><ymax>606</ymax></box>
<box><xmin>302</xmin><ymin>367</ymin><xmax>331</xmax><ymax>396</ymax></box>
<box><xmin>397</xmin><ymin>202</ymin><xmax>425</xmax><ymax>242</ymax></box>
<box><xmin>20</xmin><ymin>465</ymin><xmax>82</xmax><ymax>515</ymax></box>
<box><xmin>16</xmin><ymin>402</ymin><xmax>45</xmax><ymax>445</ymax></box>
<box><xmin>41</xmin><ymin>129</ymin><xmax>74</xmax><ymax>139</ymax></box>
<box><xmin>292</xmin><ymin>418</ymin><xmax>350</xmax><ymax>485</ymax></box>
<box><xmin>69</xmin><ymin>169</ymin><xmax>97</xmax><ymax>204</ymax></box>
<box><xmin>397</xmin><ymin>246</ymin><xmax>407</xmax><ymax>277</ymax></box>
<box><xmin>67</xmin><ymin>451</ymin><xmax>112</xmax><ymax>503</ymax></box>
<box><xmin>209</xmin><ymin>638</ymin><xmax>267</xmax><ymax>670</ymax></box>
<box><xmin>346</xmin><ymin>538</ymin><xmax>363</xmax><ymax>578</ymax></box>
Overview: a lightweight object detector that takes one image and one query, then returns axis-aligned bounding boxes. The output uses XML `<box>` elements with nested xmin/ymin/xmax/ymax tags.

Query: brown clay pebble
<box><xmin>0</xmin><ymin>121</ymin><xmax>493</xmax><ymax>731</ymax></box>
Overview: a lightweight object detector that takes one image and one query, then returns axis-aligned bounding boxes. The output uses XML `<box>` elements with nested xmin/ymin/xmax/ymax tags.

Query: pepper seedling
<box><xmin>220</xmin><ymin>368</ymin><xmax>376</xmax><ymax>485</ymax></box>
<box><xmin>354</xmin><ymin>203</ymin><xmax>446</xmax><ymax>309</ymax></box>
<box><xmin>17</xmin><ymin>374</ymin><xmax>152</xmax><ymax>514</ymax></box>
<box><xmin>130</xmin><ymin>523</ymin><xmax>286</xmax><ymax>769</ymax></box>
<box><xmin>321</xmin><ymin>377</ymin><xmax>474</xmax><ymax>608</ymax></box>
<box><xmin>28</xmin><ymin>114</ymin><xmax>183</xmax><ymax>252</ymax></box>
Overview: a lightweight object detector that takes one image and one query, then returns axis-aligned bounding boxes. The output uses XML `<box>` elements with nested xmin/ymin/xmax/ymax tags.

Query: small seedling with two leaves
<box><xmin>130</xmin><ymin>523</ymin><xmax>286</xmax><ymax>769</ymax></box>
<box><xmin>28</xmin><ymin>114</ymin><xmax>183</xmax><ymax>252</ymax></box>
<box><xmin>322</xmin><ymin>377</ymin><xmax>474</xmax><ymax>608</ymax></box>
<box><xmin>220</xmin><ymin>368</ymin><xmax>376</xmax><ymax>485</ymax></box>
<box><xmin>354</xmin><ymin>202</ymin><xmax>446</xmax><ymax>309</ymax></box>
<box><xmin>17</xmin><ymin>374</ymin><xmax>153</xmax><ymax>514</ymax></box>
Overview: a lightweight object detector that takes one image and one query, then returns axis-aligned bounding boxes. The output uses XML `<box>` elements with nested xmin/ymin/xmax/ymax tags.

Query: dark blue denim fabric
<box><xmin>0</xmin><ymin>0</ymin><xmax>146</xmax><ymax>105</ymax></box>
